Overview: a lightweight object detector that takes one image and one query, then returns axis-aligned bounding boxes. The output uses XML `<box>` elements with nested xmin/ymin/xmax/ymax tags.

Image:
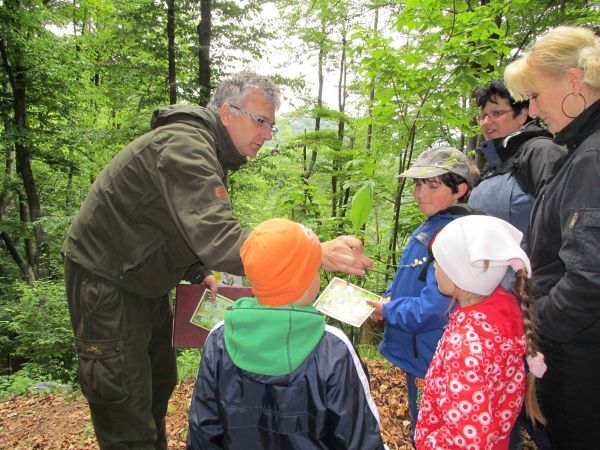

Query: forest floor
<box><xmin>0</xmin><ymin>359</ymin><xmax>537</xmax><ymax>449</ymax></box>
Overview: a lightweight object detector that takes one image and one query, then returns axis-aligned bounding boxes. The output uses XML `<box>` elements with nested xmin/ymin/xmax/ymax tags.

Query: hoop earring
<box><xmin>561</xmin><ymin>92</ymin><xmax>587</xmax><ymax>119</ymax></box>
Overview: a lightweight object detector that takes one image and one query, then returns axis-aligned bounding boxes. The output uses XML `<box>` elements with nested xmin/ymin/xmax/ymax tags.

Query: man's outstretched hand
<box><xmin>321</xmin><ymin>236</ymin><xmax>374</xmax><ymax>276</ymax></box>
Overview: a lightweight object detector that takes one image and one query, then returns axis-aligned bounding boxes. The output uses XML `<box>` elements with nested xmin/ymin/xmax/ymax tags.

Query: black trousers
<box><xmin>539</xmin><ymin>333</ymin><xmax>600</xmax><ymax>450</ymax></box>
<box><xmin>64</xmin><ymin>257</ymin><xmax>178</xmax><ymax>449</ymax></box>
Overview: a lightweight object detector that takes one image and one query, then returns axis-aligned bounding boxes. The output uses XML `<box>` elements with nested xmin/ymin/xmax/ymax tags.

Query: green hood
<box><xmin>224</xmin><ymin>297</ymin><xmax>325</xmax><ymax>376</ymax></box>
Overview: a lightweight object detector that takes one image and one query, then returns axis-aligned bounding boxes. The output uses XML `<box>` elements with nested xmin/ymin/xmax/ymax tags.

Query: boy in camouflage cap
<box><xmin>400</xmin><ymin>146</ymin><xmax>473</xmax><ymax>185</ymax></box>
<box><xmin>367</xmin><ymin>146</ymin><xmax>478</xmax><ymax>445</ymax></box>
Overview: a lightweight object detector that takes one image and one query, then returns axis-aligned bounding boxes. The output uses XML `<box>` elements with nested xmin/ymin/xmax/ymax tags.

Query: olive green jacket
<box><xmin>63</xmin><ymin>105</ymin><xmax>250</xmax><ymax>298</ymax></box>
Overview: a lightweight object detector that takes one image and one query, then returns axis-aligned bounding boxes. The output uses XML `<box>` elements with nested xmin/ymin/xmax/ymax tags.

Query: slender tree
<box><xmin>197</xmin><ymin>0</ymin><xmax>211</xmax><ymax>106</ymax></box>
<box><xmin>167</xmin><ymin>0</ymin><xmax>177</xmax><ymax>105</ymax></box>
<box><xmin>0</xmin><ymin>2</ymin><xmax>46</xmax><ymax>281</ymax></box>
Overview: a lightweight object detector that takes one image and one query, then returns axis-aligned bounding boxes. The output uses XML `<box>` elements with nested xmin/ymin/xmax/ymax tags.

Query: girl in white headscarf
<box><xmin>414</xmin><ymin>215</ymin><xmax>545</xmax><ymax>450</ymax></box>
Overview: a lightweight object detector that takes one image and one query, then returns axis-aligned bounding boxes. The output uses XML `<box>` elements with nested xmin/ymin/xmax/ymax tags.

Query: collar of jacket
<box><xmin>478</xmin><ymin>121</ymin><xmax>552</xmax><ymax>171</ymax></box>
<box><xmin>553</xmin><ymin>97</ymin><xmax>600</xmax><ymax>153</ymax></box>
<box><xmin>455</xmin><ymin>286</ymin><xmax>526</xmax><ymax>342</ymax></box>
<box><xmin>150</xmin><ymin>104</ymin><xmax>248</xmax><ymax>171</ymax></box>
<box><xmin>439</xmin><ymin>203</ymin><xmax>486</xmax><ymax>217</ymax></box>
<box><xmin>224</xmin><ymin>297</ymin><xmax>325</xmax><ymax>377</ymax></box>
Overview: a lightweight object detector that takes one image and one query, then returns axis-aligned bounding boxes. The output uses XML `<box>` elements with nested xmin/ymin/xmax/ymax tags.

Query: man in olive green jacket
<box><xmin>63</xmin><ymin>71</ymin><xmax>372</xmax><ymax>449</ymax></box>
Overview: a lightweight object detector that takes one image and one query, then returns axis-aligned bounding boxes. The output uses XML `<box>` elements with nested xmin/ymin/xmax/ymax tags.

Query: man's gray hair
<box><xmin>206</xmin><ymin>71</ymin><xmax>281</xmax><ymax>112</ymax></box>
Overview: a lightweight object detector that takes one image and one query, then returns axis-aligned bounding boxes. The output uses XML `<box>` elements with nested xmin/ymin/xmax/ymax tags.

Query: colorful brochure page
<box><xmin>314</xmin><ymin>277</ymin><xmax>380</xmax><ymax>327</ymax></box>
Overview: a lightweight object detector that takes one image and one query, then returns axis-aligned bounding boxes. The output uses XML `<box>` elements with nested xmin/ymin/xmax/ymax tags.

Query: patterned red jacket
<box><xmin>415</xmin><ymin>287</ymin><xmax>527</xmax><ymax>449</ymax></box>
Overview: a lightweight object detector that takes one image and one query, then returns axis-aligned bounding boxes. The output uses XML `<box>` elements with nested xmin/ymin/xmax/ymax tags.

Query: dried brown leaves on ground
<box><xmin>0</xmin><ymin>360</ymin><xmax>410</xmax><ymax>449</ymax></box>
<box><xmin>0</xmin><ymin>359</ymin><xmax>537</xmax><ymax>449</ymax></box>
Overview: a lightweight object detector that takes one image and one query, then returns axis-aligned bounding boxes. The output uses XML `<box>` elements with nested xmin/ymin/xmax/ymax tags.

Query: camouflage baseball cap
<box><xmin>399</xmin><ymin>146</ymin><xmax>472</xmax><ymax>186</ymax></box>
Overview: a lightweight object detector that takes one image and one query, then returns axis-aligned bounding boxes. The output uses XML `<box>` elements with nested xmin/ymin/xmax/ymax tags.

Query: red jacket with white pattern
<box><xmin>415</xmin><ymin>287</ymin><xmax>527</xmax><ymax>450</ymax></box>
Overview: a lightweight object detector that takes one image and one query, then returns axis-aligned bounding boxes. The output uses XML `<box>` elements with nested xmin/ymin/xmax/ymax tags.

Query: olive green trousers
<box><xmin>64</xmin><ymin>257</ymin><xmax>178</xmax><ymax>449</ymax></box>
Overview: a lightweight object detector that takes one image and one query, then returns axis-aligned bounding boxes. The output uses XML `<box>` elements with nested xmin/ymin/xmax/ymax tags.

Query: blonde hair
<box><xmin>505</xmin><ymin>26</ymin><xmax>600</xmax><ymax>101</ymax></box>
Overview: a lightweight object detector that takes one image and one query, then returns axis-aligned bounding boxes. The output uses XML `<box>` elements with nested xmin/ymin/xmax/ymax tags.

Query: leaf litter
<box><xmin>0</xmin><ymin>360</ymin><xmax>536</xmax><ymax>449</ymax></box>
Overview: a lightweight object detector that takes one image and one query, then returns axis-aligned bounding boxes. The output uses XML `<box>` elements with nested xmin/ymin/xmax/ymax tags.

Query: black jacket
<box><xmin>529</xmin><ymin>98</ymin><xmax>600</xmax><ymax>342</ymax></box>
<box><xmin>475</xmin><ymin>121</ymin><xmax>565</xmax><ymax>198</ymax></box>
<box><xmin>187</xmin><ymin>300</ymin><xmax>386</xmax><ymax>450</ymax></box>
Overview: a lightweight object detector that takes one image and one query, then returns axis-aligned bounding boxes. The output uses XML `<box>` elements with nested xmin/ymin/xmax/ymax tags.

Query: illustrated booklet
<box><xmin>313</xmin><ymin>277</ymin><xmax>380</xmax><ymax>327</ymax></box>
<box><xmin>189</xmin><ymin>290</ymin><xmax>234</xmax><ymax>331</ymax></box>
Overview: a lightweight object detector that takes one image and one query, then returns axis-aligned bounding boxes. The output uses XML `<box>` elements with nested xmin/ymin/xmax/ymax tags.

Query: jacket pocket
<box><xmin>561</xmin><ymin>209</ymin><xmax>600</xmax><ymax>271</ymax></box>
<box><xmin>76</xmin><ymin>337</ymin><xmax>129</xmax><ymax>404</ymax></box>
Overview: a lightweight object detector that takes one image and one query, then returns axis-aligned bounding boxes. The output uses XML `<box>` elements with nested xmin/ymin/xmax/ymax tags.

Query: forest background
<box><xmin>0</xmin><ymin>0</ymin><xmax>598</xmax><ymax>396</ymax></box>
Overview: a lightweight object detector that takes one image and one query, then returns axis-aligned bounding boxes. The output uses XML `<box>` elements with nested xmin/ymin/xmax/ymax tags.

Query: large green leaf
<box><xmin>349</xmin><ymin>182</ymin><xmax>374</xmax><ymax>235</ymax></box>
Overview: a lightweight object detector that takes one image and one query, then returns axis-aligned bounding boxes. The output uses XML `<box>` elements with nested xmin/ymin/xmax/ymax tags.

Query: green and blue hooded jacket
<box><xmin>187</xmin><ymin>297</ymin><xmax>386</xmax><ymax>450</ymax></box>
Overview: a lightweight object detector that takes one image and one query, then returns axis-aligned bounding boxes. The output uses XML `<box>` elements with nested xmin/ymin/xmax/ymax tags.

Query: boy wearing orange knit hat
<box><xmin>187</xmin><ymin>218</ymin><xmax>386</xmax><ymax>450</ymax></box>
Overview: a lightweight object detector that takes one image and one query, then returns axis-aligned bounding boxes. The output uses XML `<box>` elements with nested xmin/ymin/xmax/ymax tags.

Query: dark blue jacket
<box><xmin>379</xmin><ymin>206</ymin><xmax>474</xmax><ymax>378</ymax></box>
<box><xmin>187</xmin><ymin>301</ymin><xmax>386</xmax><ymax>450</ymax></box>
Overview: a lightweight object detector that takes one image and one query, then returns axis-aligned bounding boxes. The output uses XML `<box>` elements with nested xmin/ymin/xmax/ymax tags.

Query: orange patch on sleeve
<box><xmin>214</xmin><ymin>186</ymin><xmax>228</xmax><ymax>201</ymax></box>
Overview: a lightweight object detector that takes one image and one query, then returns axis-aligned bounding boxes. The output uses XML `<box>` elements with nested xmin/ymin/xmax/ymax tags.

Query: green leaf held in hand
<box><xmin>349</xmin><ymin>182</ymin><xmax>374</xmax><ymax>236</ymax></box>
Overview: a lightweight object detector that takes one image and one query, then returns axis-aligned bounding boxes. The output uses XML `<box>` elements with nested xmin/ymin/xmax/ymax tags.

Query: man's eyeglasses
<box><xmin>476</xmin><ymin>109</ymin><xmax>513</xmax><ymax>122</ymax></box>
<box><xmin>230</xmin><ymin>105</ymin><xmax>278</xmax><ymax>135</ymax></box>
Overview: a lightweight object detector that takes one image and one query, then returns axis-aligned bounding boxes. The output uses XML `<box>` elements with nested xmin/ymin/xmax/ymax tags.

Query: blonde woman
<box><xmin>504</xmin><ymin>26</ymin><xmax>600</xmax><ymax>448</ymax></box>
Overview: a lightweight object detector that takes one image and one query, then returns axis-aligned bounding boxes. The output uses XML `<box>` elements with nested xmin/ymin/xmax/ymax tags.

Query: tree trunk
<box><xmin>331</xmin><ymin>26</ymin><xmax>347</xmax><ymax>220</ymax></box>
<box><xmin>314</xmin><ymin>18</ymin><xmax>325</xmax><ymax>133</ymax></box>
<box><xmin>1</xmin><ymin>80</ymin><xmax>15</xmax><ymax>219</ymax></box>
<box><xmin>365</xmin><ymin>8</ymin><xmax>378</xmax><ymax>155</ymax></box>
<box><xmin>388</xmin><ymin>122</ymin><xmax>416</xmax><ymax>271</ymax></box>
<box><xmin>359</xmin><ymin>8</ymin><xmax>383</xmax><ymax>347</ymax></box>
<box><xmin>167</xmin><ymin>0</ymin><xmax>177</xmax><ymax>105</ymax></box>
<box><xmin>0</xmin><ymin>37</ymin><xmax>45</xmax><ymax>281</ymax></box>
<box><xmin>197</xmin><ymin>0</ymin><xmax>211</xmax><ymax>106</ymax></box>
<box><xmin>1</xmin><ymin>231</ymin><xmax>35</xmax><ymax>284</ymax></box>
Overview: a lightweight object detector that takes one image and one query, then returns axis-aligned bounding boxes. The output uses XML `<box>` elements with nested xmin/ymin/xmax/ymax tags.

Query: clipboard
<box><xmin>172</xmin><ymin>284</ymin><xmax>253</xmax><ymax>348</ymax></box>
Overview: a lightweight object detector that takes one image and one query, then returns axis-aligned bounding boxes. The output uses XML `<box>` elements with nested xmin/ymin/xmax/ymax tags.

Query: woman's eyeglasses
<box><xmin>476</xmin><ymin>109</ymin><xmax>513</xmax><ymax>122</ymax></box>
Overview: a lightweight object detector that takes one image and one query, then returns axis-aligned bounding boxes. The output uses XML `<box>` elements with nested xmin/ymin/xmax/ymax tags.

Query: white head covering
<box><xmin>432</xmin><ymin>215</ymin><xmax>531</xmax><ymax>296</ymax></box>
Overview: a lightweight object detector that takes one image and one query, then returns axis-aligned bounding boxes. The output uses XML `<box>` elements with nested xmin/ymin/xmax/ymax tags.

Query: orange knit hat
<box><xmin>240</xmin><ymin>218</ymin><xmax>322</xmax><ymax>306</ymax></box>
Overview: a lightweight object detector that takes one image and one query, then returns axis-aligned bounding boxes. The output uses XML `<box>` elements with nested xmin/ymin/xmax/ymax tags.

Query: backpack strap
<box><xmin>417</xmin><ymin>230</ymin><xmax>441</xmax><ymax>282</ymax></box>
<box><xmin>416</xmin><ymin>205</ymin><xmax>487</xmax><ymax>282</ymax></box>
